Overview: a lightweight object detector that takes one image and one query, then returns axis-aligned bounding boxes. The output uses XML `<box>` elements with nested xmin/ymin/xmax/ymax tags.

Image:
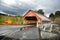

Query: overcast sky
<box><xmin>0</xmin><ymin>0</ymin><xmax>60</xmax><ymax>17</ymax></box>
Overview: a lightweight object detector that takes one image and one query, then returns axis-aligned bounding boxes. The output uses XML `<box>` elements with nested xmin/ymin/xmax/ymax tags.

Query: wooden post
<box><xmin>43</xmin><ymin>27</ymin><xmax>45</xmax><ymax>31</ymax></box>
<box><xmin>50</xmin><ymin>24</ymin><xmax>53</xmax><ymax>32</ymax></box>
<box><xmin>37</xmin><ymin>22</ymin><xmax>38</xmax><ymax>28</ymax></box>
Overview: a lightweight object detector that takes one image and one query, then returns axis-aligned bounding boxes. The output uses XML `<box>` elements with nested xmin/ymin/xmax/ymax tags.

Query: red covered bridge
<box><xmin>23</xmin><ymin>10</ymin><xmax>50</xmax><ymax>25</ymax></box>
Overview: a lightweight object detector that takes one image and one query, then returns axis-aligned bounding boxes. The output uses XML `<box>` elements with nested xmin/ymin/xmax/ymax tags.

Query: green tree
<box><xmin>0</xmin><ymin>13</ymin><xmax>3</xmax><ymax>24</ymax></box>
<box><xmin>20</xmin><ymin>16</ymin><xmax>23</xmax><ymax>24</ymax></box>
<box><xmin>49</xmin><ymin>13</ymin><xmax>55</xmax><ymax>22</ymax></box>
<box><xmin>55</xmin><ymin>11</ymin><xmax>60</xmax><ymax>17</ymax></box>
<box><xmin>36</xmin><ymin>9</ymin><xmax>44</xmax><ymax>15</ymax></box>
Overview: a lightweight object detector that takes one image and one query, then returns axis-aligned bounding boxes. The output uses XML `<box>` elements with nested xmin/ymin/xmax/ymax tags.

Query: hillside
<box><xmin>0</xmin><ymin>13</ymin><xmax>23</xmax><ymax>25</ymax></box>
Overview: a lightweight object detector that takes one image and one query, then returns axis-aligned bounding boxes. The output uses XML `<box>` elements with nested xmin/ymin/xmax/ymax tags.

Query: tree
<box><xmin>36</xmin><ymin>9</ymin><xmax>44</xmax><ymax>15</ymax></box>
<box><xmin>49</xmin><ymin>13</ymin><xmax>55</xmax><ymax>22</ymax></box>
<box><xmin>0</xmin><ymin>13</ymin><xmax>3</xmax><ymax>24</ymax></box>
<box><xmin>55</xmin><ymin>11</ymin><xmax>60</xmax><ymax>17</ymax></box>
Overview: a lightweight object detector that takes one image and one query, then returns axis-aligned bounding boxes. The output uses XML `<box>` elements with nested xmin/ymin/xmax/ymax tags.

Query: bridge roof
<box><xmin>24</xmin><ymin>10</ymin><xmax>50</xmax><ymax>21</ymax></box>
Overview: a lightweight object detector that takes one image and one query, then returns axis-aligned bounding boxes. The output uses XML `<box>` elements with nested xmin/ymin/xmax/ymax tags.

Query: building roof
<box><xmin>35</xmin><ymin>12</ymin><xmax>50</xmax><ymax>21</ymax></box>
<box><xmin>24</xmin><ymin>10</ymin><xmax>50</xmax><ymax>21</ymax></box>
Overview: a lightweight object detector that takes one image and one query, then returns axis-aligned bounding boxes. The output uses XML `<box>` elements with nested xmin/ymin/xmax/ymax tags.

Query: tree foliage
<box><xmin>49</xmin><ymin>11</ymin><xmax>60</xmax><ymax>23</ymax></box>
<box><xmin>0</xmin><ymin>13</ymin><xmax>23</xmax><ymax>25</ymax></box>
<box><xmin>49</xmin><ymin>13</ymin><xmax>55</xmax><ymax>18</ymax></box>
<box><xmin>36</xmin><ymin>9</ymin><xmax>44</xmax><ymax>15</ymax></box>
<box><xmin>0</xmin><ymin>13</ymin><xmax>3</xmax><ymax>24</ymax></box>
<box><xmin>49</xmin><ymin>13</ymin><xmax>55</xmax><ymax>22</ymax></box>
<box><xmin>55</xmin><ymin>11</ymin><xmax>60</xmax><ymax>17</ymax></box>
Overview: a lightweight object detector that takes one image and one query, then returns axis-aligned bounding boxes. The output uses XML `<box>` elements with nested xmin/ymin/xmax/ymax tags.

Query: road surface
<box><xmin>0</xmin><ymin>25</ymin><xmax>39</xmax><ymax>40</ymax></box>
<box><xmin>0</xmin><ymin>25</ymin><xmax>59</xmax><ymax>40</ymax></box>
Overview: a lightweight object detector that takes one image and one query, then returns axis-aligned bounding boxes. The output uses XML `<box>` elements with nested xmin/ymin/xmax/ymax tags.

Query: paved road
<box><xmin>0</xmin><ymin>25</ymin><xmax>40</xmax><ymax>40</ymax></box>
<box><xmin>0</xmin><ymin>26</ymin><xmax>20</xmax><ymax>36</ymax></box>
<box><xmin>0</xmin><ymin>25</ymin><xmax>59</xmax><ymax>40</ymax></box>
<box><xmin>8</xmin><ymin>28</ymin><xmax>39</xmax><ymax>39</ymax></box>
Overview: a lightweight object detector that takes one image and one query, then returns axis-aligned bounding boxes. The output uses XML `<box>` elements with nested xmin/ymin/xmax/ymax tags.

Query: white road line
<box><xmin>8</xmin><ymin>29</ymin><xmax>20</xmax><ymax>36</ymax></box>
<box><xmin>1</xmin><ymin>29</ymin><xmax>20</xmax><ymax>40</ymax></box>
<box><xmin>1</xmin><ymin>31</ymin><xmax>12</xmax><ymax>35</ymax></box>
<box><xmin>0</xmin><ymin>30</ymin><xmax>11</xmax><ymax>36</ymax></box>
<box><xmin>0</xmin><ymin>31</ymin><xmax>8</xmax><ymax>34</ymax></box>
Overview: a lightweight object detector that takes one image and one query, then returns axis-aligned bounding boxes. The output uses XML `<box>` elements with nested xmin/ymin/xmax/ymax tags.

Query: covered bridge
<box><xmin>23</xmin><ymin>10</ymin><xmax>50</xmax><ymax>25</ymax></box>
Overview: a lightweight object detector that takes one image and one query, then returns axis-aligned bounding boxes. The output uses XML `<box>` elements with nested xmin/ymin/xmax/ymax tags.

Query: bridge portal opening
<box><xmin>25</xmin><ymin>16</ymin><xmax>37</xmax><ymax>25</ymax></box>
<box><xmin>25</xmin><ymin>16</ymin><xmax>37</xmax><ymax>21</ymax></box>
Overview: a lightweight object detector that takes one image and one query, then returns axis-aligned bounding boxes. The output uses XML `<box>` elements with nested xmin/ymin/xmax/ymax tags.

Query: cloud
<box><xmin>2</xmin><ymin>0</ymin><xmax>16</xmax><ymax>5</ymax></box>
<box><xmin>0</xmin><ymin>0</ymin><xmax>60</xmax><ymax>17</ymax></box>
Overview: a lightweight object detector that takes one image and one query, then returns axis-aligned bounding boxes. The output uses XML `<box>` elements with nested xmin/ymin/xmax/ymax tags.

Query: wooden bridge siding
<box><xmin>24</xmin><ymin>10</ymin><xmax>42</xmax><ymax>23</ymax></box>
